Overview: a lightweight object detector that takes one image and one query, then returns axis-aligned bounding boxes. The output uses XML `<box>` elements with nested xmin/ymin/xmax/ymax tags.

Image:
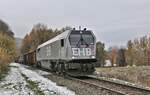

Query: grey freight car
<box><xmin>36</xmin><ymin>28</ymin><xmax>96</xmax><ymax>76</ymax></box>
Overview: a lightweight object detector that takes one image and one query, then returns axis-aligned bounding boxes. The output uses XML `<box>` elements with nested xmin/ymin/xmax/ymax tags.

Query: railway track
<box><xmin>89</xmin><ymin>75</ymin><xmax>150</xmax><ymax>91</ymax></box>
<box><xmin>24</xmin><ymin>65</ymin><xmax>150</xmax><ymax>95</ymax></box>
<box><xmin>26</xmin><ymin>66</ymin><xmax>125</xmax><ymax>95</ymax></box>
<box><xmin>67</xmin><ymin>76</ymin><xmax>126</xmax><ymax>95</ymax></box>
<box><xmin>77</xmin><ymin>75</ymin><xmax>150</xmax><ymax>95</ymax></box>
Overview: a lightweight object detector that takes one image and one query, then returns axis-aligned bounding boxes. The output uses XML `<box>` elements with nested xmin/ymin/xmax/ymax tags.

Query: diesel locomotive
<box><xmin>23</xmin><ymin>28</ymin><xmax>97</xmax><ymax>76</ymax></box>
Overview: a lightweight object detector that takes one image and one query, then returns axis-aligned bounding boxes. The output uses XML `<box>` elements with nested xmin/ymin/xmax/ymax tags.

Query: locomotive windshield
<box><xmin>69</xmin><ymin>30</ymin><xmax>94</xmax><ymax>46</ymax></box>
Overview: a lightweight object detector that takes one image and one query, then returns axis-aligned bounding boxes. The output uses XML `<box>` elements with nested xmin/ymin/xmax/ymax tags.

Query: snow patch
<box><xmin>9</xmin><ymin>63</ymin><xmax>20</xmax><ymax>67</ymax></box>
<box><xmin>33</xmin><ymin>69</ymin><xmax>50</xmax><ymax>76</ymax></box>
<box><xmin>0</xmin><ymin>63</ymin><xmax>75</xmax><ymax>95</ymax></box>
<box><xmin>0</xmin><ymin>67</ymin><xmax>34</xmax><ymax>95</ymax></box>
<box><xmin>20</xmin><ymin>67</ymin><xmax>75</xmax><ymax>95</ymax></box>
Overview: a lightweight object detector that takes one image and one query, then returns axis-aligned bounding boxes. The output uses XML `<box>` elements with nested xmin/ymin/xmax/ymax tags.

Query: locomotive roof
<box><xmin>37</xmin><ymin>30</ymin><xmax>70</xmax><ymax>49</ymax></box>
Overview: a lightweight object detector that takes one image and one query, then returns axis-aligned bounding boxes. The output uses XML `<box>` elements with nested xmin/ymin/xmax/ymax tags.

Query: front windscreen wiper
<box><xmin>76</xmin><ymin>31</ymin><xmax>89</xmax><ymax>47</ymax></box>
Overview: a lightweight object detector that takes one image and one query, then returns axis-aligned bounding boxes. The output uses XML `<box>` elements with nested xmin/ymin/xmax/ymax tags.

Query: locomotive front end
<box><xmin>69</xmin><ymin>29</ymin><xmax>96</xmax><ymax>61</ymax></box>
<box><xmin>67</xmin><ymin>28</ymin><xmax>96</xmax><ymax>76</ymax></box>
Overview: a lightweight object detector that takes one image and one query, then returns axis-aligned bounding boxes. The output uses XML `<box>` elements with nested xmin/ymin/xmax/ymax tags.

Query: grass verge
<box><xmin>21</xmin><ymin>73</ymin><xmax>45</xmax><ymax>95</ymax></box>
<box><xmin>96</xmin><ymin>66</ymin><xmax>150</xmax><ymax>87</ymax></box>
<box><xmin>0</xmin><ymin>65</ymin><xmax>9</xmax><ymax>81</ymax></box>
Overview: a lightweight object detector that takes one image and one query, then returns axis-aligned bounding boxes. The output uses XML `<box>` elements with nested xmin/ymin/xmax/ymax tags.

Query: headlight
<box><xmin>91</xmin><ymin>56</ymin><xmax>95</xmax><ymax>59</ymax></box>
<box><xmin>72</xmin><ymin>56</ymin><xmax>75</xmax><ymax>59</ymax></box>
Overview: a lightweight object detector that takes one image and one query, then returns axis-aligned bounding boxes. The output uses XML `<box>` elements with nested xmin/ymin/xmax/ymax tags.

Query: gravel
<box><xmin>46</xmin><ymin>74</ymin><xmax>124</xmax><ymax>95</ymax></box>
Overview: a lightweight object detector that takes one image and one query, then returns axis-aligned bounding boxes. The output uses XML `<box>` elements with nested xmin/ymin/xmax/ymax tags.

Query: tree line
<box><xmin>103</xmin><ymin>36</ymin><xmax>150</xmax><ymax>67</ymax></box>
<box><xmin>0</xmin><ymin>18</ymin><xmax>149</xmax><ymax>69</ymax></box>
<box><xmin>21</xmin><ymin>23</ymin><xmax>150</xmax><ymax>67</ymax></box>
<box><xmin>126</xmin><ymin>36</ymin><xmax>150</xmax><ymax>66</ymax></box>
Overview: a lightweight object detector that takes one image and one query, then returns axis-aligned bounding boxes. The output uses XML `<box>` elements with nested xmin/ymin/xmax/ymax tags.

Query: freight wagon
<box><xmin>23</xmin><ymin>50</ymin><xmax>36</xmax><ymax>65</ymax></box>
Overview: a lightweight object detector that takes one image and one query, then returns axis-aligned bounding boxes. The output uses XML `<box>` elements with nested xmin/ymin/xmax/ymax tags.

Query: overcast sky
<box><xmin>0</xmin><ymin>0</ymin><xmax>150</xmax><ymax>48</ymax></box>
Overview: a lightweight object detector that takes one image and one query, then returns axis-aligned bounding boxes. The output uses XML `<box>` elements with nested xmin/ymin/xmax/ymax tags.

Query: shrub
<box><xmin>0</xmin><ymin>32</ymin><xmax>16</xmax><ymax>74</ymax></box>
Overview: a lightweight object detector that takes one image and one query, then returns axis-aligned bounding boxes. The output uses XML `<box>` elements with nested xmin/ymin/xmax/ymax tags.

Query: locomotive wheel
<box><xmin>57</xmin><ymin>63</ymin><xmax>66</xmax><ymax>76</ymax></box>
<box><xmin>55</xmin><ymin>63</ymin><xmax>61</xmax><ymax>75</ymax></box>
<box><xmin>65</xmin><ymin>64</ymin><xmax>69</xmax><ymax>71</ymax></box>
<box><xmin>50</xmin><ymin>62</ymin><xmax>55</xmax><ymax>72</ymax></box>
<box><xmin>61</xmin><ymin>63</ymin><xmax>66</xmax><ymax>76</ymax></box>
<box><xmin>37</xmin><ymin>62</ymin><xmax>42</xmax><ymax>68</ymax></box>
<box><xmin>36</xmin><ymin>62</ymin><xmax>39</xmax><ymax>67</ymax></box>
<box><xmin>58</xmin><ymin>64</ymin><xmax>62</xmax><ymax>75</ymax></box>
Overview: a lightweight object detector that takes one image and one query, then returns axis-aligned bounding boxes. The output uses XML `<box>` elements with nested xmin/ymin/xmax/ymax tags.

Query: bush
<box><xmin>0</xmin><ymin>32</ymin><xmax>16</xmax><ymax>75</ymax></box>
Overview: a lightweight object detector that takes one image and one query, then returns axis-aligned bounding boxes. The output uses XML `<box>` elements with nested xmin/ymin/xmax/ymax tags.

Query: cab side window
<box><xmin>61</xmin><ymin>39</ymin><xmax>64</xmax><ymax>47</ymax></box>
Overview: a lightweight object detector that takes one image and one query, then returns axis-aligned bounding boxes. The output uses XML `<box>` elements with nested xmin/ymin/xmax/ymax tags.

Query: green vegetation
<box><xmin>96</xmin><ymin>41</ymin><xmax>105</xmax><ymax>66</ymax></box>
<box><xmin>21</xmin><ymin>73</ymin><xmax>45</xmax><ymax>95</ymax></box>
<box><xmin>0</xmin><ymin>62</ymin><xmax>9</xmax><ymax>80</ymax></box>
<box><xmin>116</xmin><ymin>48</ymin><xmax>126</xmax><ymax>66</ymax></box>
<box><xmin>26</xmin><ymin>80</ymin><xmax>45</xmax><ymax>95</ymax></box>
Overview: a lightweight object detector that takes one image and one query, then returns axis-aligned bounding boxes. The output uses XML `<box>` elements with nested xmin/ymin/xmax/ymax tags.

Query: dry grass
<box><xmin>0</xmin><ymin>52</ymin><xmax>10</xmax><ymax>79</ymax></box>
<box><xmin>0</xmin><ymin>63</ymin><xmax>9</xmax><ymax>80</ymax></box>
<box><xmin>96</xmin><ymin>66</ymin><xmax>150</xmax><ymax>87</ymax></box>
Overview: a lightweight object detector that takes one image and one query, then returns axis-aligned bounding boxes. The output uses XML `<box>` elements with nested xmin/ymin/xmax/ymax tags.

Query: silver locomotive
<box><xmin>36</xmin><ymin>28</ymin><xmax>96</xmax><ymax>76</ymax></box>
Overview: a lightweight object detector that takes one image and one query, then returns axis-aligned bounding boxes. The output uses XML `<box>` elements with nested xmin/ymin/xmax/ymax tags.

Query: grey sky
<box><xmin>0</xmin><ymin>0</ymin><xmax>150</xmax><ymax>48</ymax></box>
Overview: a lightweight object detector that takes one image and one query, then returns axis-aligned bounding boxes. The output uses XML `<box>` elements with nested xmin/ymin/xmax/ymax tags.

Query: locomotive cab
<box><xmin>66</xmin><ymin>29</ymin><xmax>97</xmax><ymax>76</ymax></box>
<box><xmin>69</xmin><ymin>29</ymin><xmax>96</xmax><ymax>61</ymax></box>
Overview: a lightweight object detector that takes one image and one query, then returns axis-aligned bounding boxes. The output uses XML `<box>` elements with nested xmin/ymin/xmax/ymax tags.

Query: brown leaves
<box><xmin>126</xmin><ymin>36</ymin><xmax>150</xmax><ymax>66</ymax></box>
<box><xmin>108</xmin><ymin>47</ymin><xmax>118</xmax><ymax>66</ymax></box>
<box><xmin>0</xmin><ymin>32</ymin><xmax>16</xmax><ymax>74</ymax></box>
<box><xmin>21</xmin><ymin>24</ymin><xmax>56</xmax><ymax>54</ymax></box>
<box><xmin>21</xmin><ymin>23</ymin><xmax>71</xmax><ymax>54</ymax></box>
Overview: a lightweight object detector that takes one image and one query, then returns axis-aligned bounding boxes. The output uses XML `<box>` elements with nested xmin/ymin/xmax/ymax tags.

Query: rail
<box><xmin>67</xmin><ymin>76</ymin><xmax>127</xmax><ymax>95</ymax></box>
